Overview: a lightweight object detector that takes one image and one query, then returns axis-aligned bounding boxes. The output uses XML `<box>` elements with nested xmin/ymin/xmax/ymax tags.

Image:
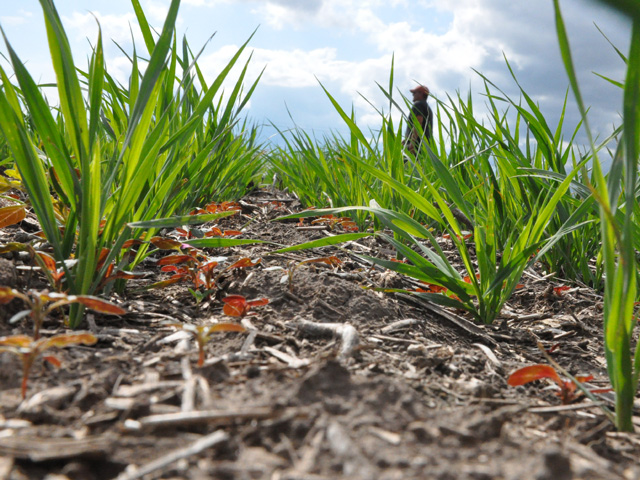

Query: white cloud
<box><xmin>0</xmin><ymin>10</ymin><xmax>33</xmax><ymax>27</ymax></box>
<box><xmin>62</xmin><ymin>11</ymin><xmax>143</xmax><ymax>48</ymax></box>
<box><xmin>1</xmin><ymin>0</ymin><xmax>629</xmax><ymax>142</ymax></box>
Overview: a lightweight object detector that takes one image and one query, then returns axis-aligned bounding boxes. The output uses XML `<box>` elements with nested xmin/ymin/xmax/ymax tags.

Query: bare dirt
<box><xmin>1</xmin><ymin>188</ymin><xmax>639</xmax><ymax>480</ymax></box>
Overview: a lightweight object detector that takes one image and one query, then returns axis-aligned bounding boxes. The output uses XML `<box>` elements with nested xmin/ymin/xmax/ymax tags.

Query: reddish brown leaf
<box><xmin>588</xmin><ymin>387</ymin><xmax>614</xmax><ymax>394</ymax></box>
<box><xmin>222</xmin><ymin>295</ymin><xmax>247</xmax><ymax>317</ymax></box>
<box><xmin>201</xmin><ymin>261</ymin><xmax>218</xmax><ymax>274</ymax></box>
<box><xmin>38</xmin><ymin>291</ymin><xmax>68</xmax><ymax>303</ymax></box>
<box><xmin>507</xmin><ymin>364</ymin><xmax>563</xmax><ymax>387</ymax></box>
<box><xmin>223</xmin><ymin>230</ymin><xmax>243</xmax><ymax>237</ymax></box>
<box><xmin>208</xmin><ymin>323</ymin><xmax>246</xmax><ymax>333</ymax></box>
<box><xmin>390</xmin><ymin>258</ymin><xmax>408</xmax><ymax>263</ymax></box>
<box><xmin>157</xmin><ymin>254</ymin><xmax>194</xmax><ymax>265</ymax></box>
<box><xmin>0</xmin><ymin>287</ymin><xmax>20</xmax><ymax>304</ymax></box>
<box><xmin>160</xmin><ymin>265</ymin><xmax>180</xmax><ymax>273</ymax></box>
<box><xmin>73</xmin><ymin>296</ymin><xmax>126</xmax><ymax>315</ymax></box>
<box><xmin>150</xmin><ymin>237</ymin><xmax>183</xmax><ymax>250</ymax></box>
<box><xmin>463</xmin><ymin>273</ymin><xmax>481</xmax><ymax>284</ymax></box>
<box><xmin>220</xmin><ymin>201</ymin><xmax>241</xmax><ymax>211</ymax></box>
<box><xmin>0</xmin><ymin>335</ymin><xmax>32</xmax><ymax>347</ymax></box>
<box><xmin>36</xmin><ymin>252</ymin><xmax>57</xmax><ymax>273</ymax></box>
<box><xmin>228</xmin><ymin>257</ymin><xmax>261</xmax><ymax>269</ymax></box>
<box><xmin>427</xmin><ymin>285</ymin><xmax>447</xmax><ymax>294</ymax></box>
<box><xmin>247</xmin><ymin>298</ymin><xmax>269</xmax><ymax>308</ymax></box>
<box><xmin>122</xmin><ymin>239</ymin><xmax>145</xmax><ymax>249</ymax></box>
<box><xmin>104</xmin><ymin>263</ymin><xmax>115</xmax><ymax>280</ymax></box>
<box><xmin>553</xmin><ymin>285</ymin><xmax>571</xmax><ymax>296</ymax></box>
<box><xmin>42</xmin><ymin>355</ymin><xmax>62</xmax><ymax>368</ymax></box>
<box><xmin>112</xmin><ymin>271</ymin><xmax>145</xmax><ymax>280</ymax></box>
<box><xmin>44</xmin><ymin>333</ymin><xmax>98</xmax><ymax>349</ymax></box>
<box><xmin>223</xmin><ymin>304</ymin><xmax>245</xmax><ymax>316</ymax></box>
<box><xmin>96</xmin><ymin>248</ymin><xmax>111</xmax><ymax>268</ymax></box>
<box><xmin>0</xmin><ymin>205</ymin><xmax>26</xmax><ymax>228</ymax></box>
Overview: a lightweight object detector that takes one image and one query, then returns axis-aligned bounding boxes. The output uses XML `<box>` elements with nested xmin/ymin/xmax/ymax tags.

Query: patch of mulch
<box><xmin>1</xmin><ymin>187</ymin><xmax>639</xmax><ymax>480</ymax></box>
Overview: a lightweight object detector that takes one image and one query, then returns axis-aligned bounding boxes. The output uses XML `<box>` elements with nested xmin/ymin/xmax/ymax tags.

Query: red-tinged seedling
<box><xmin>222</xmin><ymin>295</ymin><xmax>269</xmax><ymax>317</ymax></box>
<box><xmin>122</xmin><ymin>238</ymin><xmax>146</xmax><ymax>249</ymax></box>
<box><xmin>213</xmin><ymin>257</ymin><xmax>262</xmax><ymax>285</ymax></box>
<box><xmin>149</xmin><ymin>236</ymin><xmax>185</xmax><ymax>251</ymax></box>
<box><xmin>83</xmin><ymin>247</ymin><xmax>144</xmax><ymax>292</ymax></box>
<box><xmin>226</xmin><ymin>257</ymin><xmax>261</xmax><ymax>270</ymax></box>
<box><xmin>153</xmin><ymin>249</ymin><xmax>223</xmax><ymax>292</ymax></box>
<box><xmin>0</xmin><ymin>287</ymin><xmax>125</xmax><ymax>339</ymax></box>
<box><xmin>417</xmin><ymin>282</ymin><xmax>448</xmax><ymax>294</ymax></box>
<box><xmin>205</xmin><ymin>228</ymin><xmax>243</xmax><ymax>237</ymax></box>
<box><xmin>311</xmin><ymin>215</ymin><xmax>358</xmax><ymax>232</ymax></box>
<box><xmin>204</xmin><ymin>201</ymin><xmax>242</xmax><ymax>214</ymax></box>
<box><xmin>507</xmin><ymin>364</ymin><xmax>611</xmax><ymax>404</ymax></box>
<box><xmin>167</xmin><ymin>323</ymin><xmax>245</xmax><ymax>367</ymax></box>
<box><xmin>553</xmin><ymin>285</ymin><xmax>571</xmax><ymax>296</ymax></box>
<box><xmin>188</xmin><ymin>207</ymin><xmax>208</xmax><ymax>215</ymax></box>
<box><xmin>155</xmin><ymin>252</ymin><xmax>203</xmax><ymax>288</ymax></box>
<box><xmin>34</xmin><ymin>252</ymin><xmax>65</xmax><ymax>292</ymax></box>
<box><xmin>463</xmin><ymin>273</ymin><xmax>481</xmax><ymax>284</ymax></box>
<box><xmin>0</xmin><ymin>204</ymin><xmax>26</xmax><ymax>228</ymax></box>
<box><xmin>0</xmin><ymin>333</ymin><xmax>97</xmax><ymax>398</ymax></box>
<box><xmin>174</xmin><ymin>227</ymin><xmax>195</xmax><ymax>240</ymax></box>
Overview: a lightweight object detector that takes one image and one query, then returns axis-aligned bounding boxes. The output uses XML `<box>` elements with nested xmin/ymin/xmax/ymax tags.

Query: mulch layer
<box><xmin>1</xmin><ymin>187</ymin><xmax>639</xmax><ymax>480</ymax></box>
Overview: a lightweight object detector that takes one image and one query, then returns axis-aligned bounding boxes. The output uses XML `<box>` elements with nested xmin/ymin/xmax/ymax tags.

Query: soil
<box><xmin>1</xmin><ymin>188</ymin><xmax>639</xmax><ymax>480</ymax></box>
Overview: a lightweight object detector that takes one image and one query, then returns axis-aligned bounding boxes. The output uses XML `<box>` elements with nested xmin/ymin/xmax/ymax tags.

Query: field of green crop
<box><xmin>0</xmin><ymin>0</ymin><xmax>638</xmax><ymax>433</ymax></box>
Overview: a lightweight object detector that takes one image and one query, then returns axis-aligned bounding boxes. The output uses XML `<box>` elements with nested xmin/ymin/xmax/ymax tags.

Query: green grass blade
<box><xmin>270</xmin><ymin>233</ymin><xmax>371</xmax><ymax>254</ymax></box>
<box><xmin>128</xmin><ymin>211</ymin><xmax>237</xmax><ymax>229</ymax></box>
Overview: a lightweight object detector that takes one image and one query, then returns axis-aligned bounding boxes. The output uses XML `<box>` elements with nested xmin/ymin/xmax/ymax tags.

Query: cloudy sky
<box><xmin>0</xmin><ymin>0</ymin><xmax>632</xmax><ymax>146</ymax></box>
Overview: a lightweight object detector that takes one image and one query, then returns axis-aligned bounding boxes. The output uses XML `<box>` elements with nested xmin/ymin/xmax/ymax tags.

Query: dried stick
<box><xmin>115</xmin><ymin>430</ymin><xmax>229</xmax><ymax>480</ymax></box>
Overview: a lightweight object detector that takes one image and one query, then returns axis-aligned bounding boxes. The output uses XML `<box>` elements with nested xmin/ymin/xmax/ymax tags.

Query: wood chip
<box><xmin>473</xmin><ymin>343</ymin><xmax>501</xmax><ymax>368</ymax></box>
<box><xmin>125</xmin><ymin>406</ymin><xmax>294</xmax><ymax>430</ymax></box>
<box><xmin>381</xmin><ymin>318</ymin><xmax>421</xmax><ymax>333</ymax></box>
<box><xmin>264</xmin><ymin>346</ymin><xmax>310</xmax><ymax>368</ymax></box>
<box><xmin>0</xmin><ymin>417</ymin><xmax>31</xmax><ymax>429</ymax></box>
<box><xmin>0</xmin><ymin>457</ymin><xmax>13</xmax><ymax>478</ymax></box>
<box><xmin>368</xmin><ymin>426</ymin><xmax>401</xmax><ymax>445</ymax></box>
<box><xmin>115</xmin><ymin>430</ymin><xmax>229</xmax><ymax>480</ymax></box>
<box><xmin>114</xmin><ymin>381</ymin><xmax>183</xmax><ymax>397</ymax></box>
<box><xmin>0</xmin><ymin>434</ymin><xmax>111</xmax><ymax>461</ymax></box>
<box><xmin>528</xmin><ymin>402</ymin><xmax>605</xmax><ymax>414</ymax></box>
<box><xmin>18</xmin><ymin>386</ymin><xmax>76</xmax><ymax>414</ymax></box>
<box><xmin>104</xmin><ymin>397</ymin><xmax>136</xmax><ymax>411</ymax></box>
